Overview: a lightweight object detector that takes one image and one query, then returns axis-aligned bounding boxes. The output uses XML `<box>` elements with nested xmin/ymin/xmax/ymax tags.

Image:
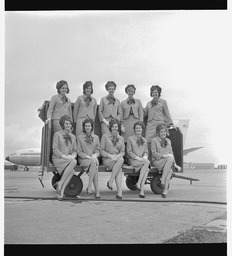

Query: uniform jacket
<box><xmin>73</xmin><ymin>95</ymin><xmax>97</xmax><ymax>122</ymax></box>
<box><xmin>98</xmin><ymin>96</ymin><xmax>122</xmax><ymax>122</ymax></box>
<box><xmin>47</xmin><ymin>94</ymin><xmax>73</xmax><ymax>121</ymax></box>
<box><xmin>120</xmin><ymin>98</ymin><xmax>143</xmax><ymax>121</ymax></box>
<box><xmin>144</xmin><ymin>98</ymin><xmax>173</xmax><ymax>124</ymax></box>
<box><xmin>151</xmin><ymin>136</ymin><xmax>174</xmax><ymax>162</ymax></box>
<box><xmin>127</xmin><ymin>135</ymin><xmax>148</xmax><ymax>159</ymax></box>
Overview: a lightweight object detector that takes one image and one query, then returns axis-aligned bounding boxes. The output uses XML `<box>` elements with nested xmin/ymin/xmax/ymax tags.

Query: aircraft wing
<box><xmin>183</xmin><ymin>147</ymin><xmax>203</xmax><ymax>156</ymax></box>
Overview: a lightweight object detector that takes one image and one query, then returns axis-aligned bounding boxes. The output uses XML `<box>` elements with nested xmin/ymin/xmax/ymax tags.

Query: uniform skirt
<box><xmin>78</xmin><ymin>158</ymin><xmax>95</xmax><ymax>172</ymax></box>
<box><xmin>102</xmin><ymin>157</ymin><xmax>118</xmax><ymax>170</ymax></box>
<box><xmin>128</xmin><ymin>158</ymin><xmax>145</xmax><ymax>172</ymax></box>
<box><xmin>52</xmin><ymin>157</ymin><xmax>74</xmax><ymax>174</ymax></box>
<box><xmin>101</xmin><ymin>116</ymin><xmax>114</xmax><ymax>136</ymax></box>
<box><xmin>122</xmin><ymin>114</ymin><xmax>138</xmax><ymax>143</ymax></box>
<box><xmin>151</xmin><ymin>158</ymin><xmax>167</xmax><ymax>172</ymax></box>
<box><xmin>145</xmin><ymin>120</ymin><xmax>164</xmax><ymax>142</ymax></box>
<box><xmin>52</xmin><ymin>119</ymin><xmax>62</xmax><ymax>133</ymax></box>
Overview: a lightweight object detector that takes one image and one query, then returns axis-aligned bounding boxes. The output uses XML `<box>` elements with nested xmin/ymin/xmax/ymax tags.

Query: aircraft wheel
<box><xmin>150</xmin><ymin>174</ymin><xmax>164</xmax><ymax>194</ymax></box>
<box><xmin>64</xmin><ymin>175</ymin><xmax>83</xmax><ymax>197</ymax></box>
<box><xmin>51</xmin><ymin>173</ymin><xmax>61</xmax><ymax>189</ymax></box>
<box><xmin>24</xmin><ymin>167</ymin><xmax>29</xmax><ymax>171</ymax></box>
<box><xmin>125</xmin><ymin>175</ymin><xmax>139</xmax><ymax>191</ymax></box>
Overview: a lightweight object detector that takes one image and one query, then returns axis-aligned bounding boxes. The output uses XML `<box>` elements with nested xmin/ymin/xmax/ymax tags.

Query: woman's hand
<box><xmin>135</xmin><ymin>156</ymin><xmax>143</xmax><ymax>162</ymax></box>
<box><xmin>45</xmin><ymin>118</ymin><xmax>51</xmax><ymax>124</ymax></box>
<box><xmin>120</xmin><ymin>125</ymin><xmax>126</xmax><ymax>134</ymax></box>
<box><xmin>103</xmin><ymin>119</ymin><xmax>109</xmax><ymax>127</ymax></box>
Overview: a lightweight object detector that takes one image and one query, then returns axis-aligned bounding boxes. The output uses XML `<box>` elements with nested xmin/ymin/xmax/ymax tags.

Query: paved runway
<box><xmin>4</xmin><ymin>168</ymin><xmax>227</xmax><ymax>244</ymax></box>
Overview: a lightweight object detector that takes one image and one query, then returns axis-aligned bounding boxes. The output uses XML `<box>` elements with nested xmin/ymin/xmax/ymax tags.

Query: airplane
<box><xmin>5</xmin><ymin>119</ymin><xmax>202</xmax><ymax>171</ymax></box>
<box><xmin>5</xmin><ymin>148</ymin><xmax>40</xmax><ymax>171</ymax></box>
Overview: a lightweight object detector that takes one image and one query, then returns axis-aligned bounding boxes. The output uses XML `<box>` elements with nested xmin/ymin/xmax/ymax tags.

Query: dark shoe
<box><xmin>86</xmin><ymin>188</ymin><xmax>92</xmax><ymax>196</ymax></box>
<box><xmin>139</xmin><ymin>195</ymin><xmax>145</xmax><ymax>198</ymax></box>
<box><xmin>116</xmin><ymin>195</ymin><xmax>122</xmax><ymax>200</ymax></box>
<box><xmin>57</xmin><ymin>194</ymin><xmax>63</xmax><ymax>201</ymax></box>
<box><xmin>134</xmin><ymin>184</ymin><xmax>141</xmax><ymax>191</ymax></box>
<box><xmin>107</xmin><ymin>181</ymin><xmax>113</xmax><ymax>191</ymax></box>
<box><xmin>95</xmin><ymin>196</ymin><xmax>100</xmax><ymax>199</ymax></box>
<box><xmin>161</xmin><ymin>193</ymin><xmax>167</xmax><ymax>198</ymax></box>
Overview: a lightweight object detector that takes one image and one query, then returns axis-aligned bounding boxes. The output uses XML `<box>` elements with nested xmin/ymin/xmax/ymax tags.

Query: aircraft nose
<box><xmin>5</xmin><ymin>156</ymin><xmax>9</xmax><ymax>161</ymax></box>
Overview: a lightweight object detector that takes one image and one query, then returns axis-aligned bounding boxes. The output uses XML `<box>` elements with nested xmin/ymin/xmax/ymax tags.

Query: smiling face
<box><xmin>64</xmin><ymin>120</ymin><xmax>72</xmax><ymax>132</ymax></box>
<box><xmin>59</xmin><ymin>84</ymin><xmax>68</xmax><ymax>96</ymax></box>
<box><xmin>159</xmin><ymin>128</ymin><xmax>167</xmax><ymax>140</ymax></box>
<box><xmin>134</xmin><ymin>124</ymin><xmax>142</xmax><ymax>136</ymax></box>
<box><xmin>107</xmin><ymin>85</ymin><xmax>116</xmax><ymax>95</ymax></box>
<box><xmin>151</xmin><ymin>89</ymin><xmax>159</xmax><ymax>100</ymax></box>
<box><xmin>84</xmin><ymin>86</ymin><xmax>92</xmax><ymax>96</ymax></box>
<box><xmin>84</xmin><ymin>122</ymin><xmax>93</xmax><ymax>134</ymax></box>
<box><xmin>127</xmin><ymin>87</ymin><xmax>135</xmax><ymax>98</ymax></box>
<box><xmin>111</xmin><ymin>123</ymin><xmax>118</xmax><ymax>135</ymax></box>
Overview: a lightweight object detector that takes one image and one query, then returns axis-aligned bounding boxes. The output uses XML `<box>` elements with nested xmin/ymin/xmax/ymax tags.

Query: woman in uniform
<box><xmin>127</xmin><ymin>121</ymin><xmax>150</xmax><ymax>198</ymax></box>
<box><xmin>77</xmin><ymin>118</ymin><xmax>101</xmax><ymax>199</ymax></box>
<box><xmin>98</xmin><ymin>81</ymin><xmax>122</xmax><ymax>135</ymax></box>
<box><xmin>52</xmin><ymin>115</ymin><xmax>77</xmax><ymax>200</ymax></box>
<box><xmin>120</xmin><ymin>84</ymin><xmax>144</xmax><ymax>143</ymax></box>
<box><xmin>46</xmin><ymin>80</ymin><xmax>73</xmax><ymax>133</ymax></box>
<box><xmin>73</xmin><ymin>81</ymin><xmax>97</xmax><ymax>137</ymax></box>
<box><xmin>144</xmin><ymin>85</ymin><xmax>174</xmax><ymax>143</ymax></box>
<box><xmin>151</xmin><ymin>123</ymin><xmax>181</xmax><ymax>198</ymax></box>
<box><xmin>100</xmin><ymin>119</ymin><xmax>125</xmax><ymax>199</ymax></box>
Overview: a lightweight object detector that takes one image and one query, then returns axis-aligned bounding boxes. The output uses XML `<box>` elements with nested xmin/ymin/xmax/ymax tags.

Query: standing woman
<box><xmin>77</xmin><ymin>118</ymin><xmax>101</xmax><ymax>199</ymax></box>
<box><xmin>100</xmin><ymin>119</ymin><xmax>125</xmax><ymax>199</ymax></box>
<box><xmin>73</xmin><ymin>81</ymin><xmax>97</xmax><ymax>137</ymax></box>
<box><xmin>52</xmin><ymin>115</ymin><xmax>77</xmax><ymax>200</ymax></box>
<box><xmin>127</xmin><ymin>121</ymin><xmax>150</xmax><ymax>198</ymax></box>
<box><xmin>151</xmin><ymin>124</ymin><xmax>181</xmax><ymax>198</ymax></box>
<box><xmin>144</xmin><ymin>85</ymin><xmax>174</xmax><ymax>143</ymax></box>
<box><xmin>98</xmin><ymin>81</ymin><xmax>122</xmax><ymax>135</ymax></box>
<box><xmin>120</xmin><ymin>84</ymin><xmax>144</xmax><ymax>143</ymax></box>
<box><xmin>46</xmin><ymin>80</ymin><xmax>73</xmax><ymax>132</ymax></box>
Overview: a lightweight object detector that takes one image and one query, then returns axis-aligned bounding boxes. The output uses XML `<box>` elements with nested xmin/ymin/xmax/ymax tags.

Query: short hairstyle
<box><xmin>83</xmin><ymin>81</ymin><xmax>93</xmax><ymax>94</ymax></box>
<box><xmin>59</xmin><ymin>115</ymin><xmax>73</xmax><ymax>129</ymax></box>
<box><xmin>82</xmin><ymin>118</ymin><xmax>94</xmax><ymax>133</ymax></box>
<box><xmin>155</xmin><ymin>123</ymin><xmax>169</xmax><ymax>136</ymax></box>
<box><xmin>108</xmin><ymin>118</ymin><xmax>121</xmax><ymax>133</ymax></box>
<box><xmin>56</xmin><ymin>80</ymin><xmax>70</xmax><ymax>94</ymax></box>
<box><xmin>105</xmin><ymin>81</ymin><xmax>117</xmax><ymax>91</ymax></box>
<box><xmin>133</xmin><ymin>121</ymin><xmax>145</xmax><ymax>131</ymax></box>
<box><xmin>125</xmin><ymin>84</ymin><xmax>136</xmax><ymax>94</ymax></box>
<box><xmin>150</xmin><ymin>85</ymin><xmax>161</xmax><ymax>97</ymax></box>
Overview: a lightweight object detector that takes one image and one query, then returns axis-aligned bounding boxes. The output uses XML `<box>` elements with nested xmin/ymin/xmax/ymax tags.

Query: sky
<box><xmin>3</xmin><ymin>10</ymin><xmax>232</xmax><ymax>166</ymax></box>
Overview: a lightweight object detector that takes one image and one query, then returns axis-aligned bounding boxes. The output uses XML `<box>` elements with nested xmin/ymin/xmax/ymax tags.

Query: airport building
<box><xmin>184</xmin><ymin>162</ymin><xmax>215</xmax><ymax>169</ymax></box>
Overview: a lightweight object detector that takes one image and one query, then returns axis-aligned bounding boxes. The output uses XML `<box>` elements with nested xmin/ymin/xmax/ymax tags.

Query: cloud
<box><xmin>4</xmin><ymin>123</ymin><xmax>41</xmax><ymax>157</ymax></box>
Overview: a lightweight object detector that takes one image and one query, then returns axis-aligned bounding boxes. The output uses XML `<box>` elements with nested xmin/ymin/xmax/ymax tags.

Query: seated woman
<box><xmin>151</xmin><ymin>123</ymin><xmax>181</xmax><ymax>198</ymax></box>
<box><xmin>76</xmin><ymin>118</ymin><xmax>100</xmax><ymax>199</ymax></box>
<box><xmin>52</xmin><ymin>115</ymin><xmax>77</xmax><ymax>200</ymax></box>
<box><xmin>127</xmin><ymin>121</ymin><xmax>150</xmax><ymax>198</ymax></box>
<box><xmin>100</xmin><ymin>119</ymin><xmax>125</xmax><ymax>199</ymax></box>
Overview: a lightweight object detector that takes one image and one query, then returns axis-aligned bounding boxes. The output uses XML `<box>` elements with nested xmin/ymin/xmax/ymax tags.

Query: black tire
<box><xmin>125</xmin><ymin>175</ymin><xmax>139</xmax><ymax>191</ymax></box>
<box><xmin>24</xmin><ymin>167</ymin><xmax>29</xmax><ymax>171</ymax></box>
<box><xmin>51</xmin><ymin>173</ymin><xmax>61</xmax><ymax>189</ymax></box>
<box><xmin>64</xmin><ymin>175</ymin><xmax>83</xmax><ymax>197</ymax></box>
<box><xmin>150</xmin><ymin>174</ymin><xmax>164</xmax><ymax>194</ymax></box>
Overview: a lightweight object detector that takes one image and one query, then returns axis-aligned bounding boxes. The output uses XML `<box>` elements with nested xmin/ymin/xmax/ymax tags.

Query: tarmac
<box><xmin>4</xmin><ymin>167</ymin><xmax>228</xmax><ymax>244</ymax></box>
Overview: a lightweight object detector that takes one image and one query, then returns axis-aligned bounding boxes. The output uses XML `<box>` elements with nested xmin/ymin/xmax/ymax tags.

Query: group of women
<box><xmin>47</xmin><ymin>80</ymin><xmax>181</xmax><ymax>200</ymax></box>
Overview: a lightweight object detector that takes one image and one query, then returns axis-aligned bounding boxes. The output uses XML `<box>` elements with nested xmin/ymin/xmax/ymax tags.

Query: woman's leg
<box><xmin>115</xmin><ymin>168</ymin><xmax>123</xmax><ymax>197</ymax></box>
<box><xmin>57</xmin><ymin>159</ymin><xmax>77</xmax><ymax>197</ymax></box>
<box><xmin>136</xmin><ymin>159</ymin><xmax>150</xmax><ymax>189</ymax></box>
<box><xmin>139</xmin><ymin>160</ymin><xmax>150</xmax><ymax>195</ymax></box>
<box><xmin>108</xmin><ymin>157</ymin><xmax>124</xmax><ymax>188</ymax></box>
<box><xmin>160</xmin><ymin>155</ymin><xmax>174</xmax><ymax>195</ymax></box>
<box><xmin>93</xmin><ymin>166</ymin><xmax>100</xmax><ymax>197</ymax></box>
<box><xmin>87</xmin><ymin>159</ymin><xmax>97</xmax><ymax>193</ymax></box>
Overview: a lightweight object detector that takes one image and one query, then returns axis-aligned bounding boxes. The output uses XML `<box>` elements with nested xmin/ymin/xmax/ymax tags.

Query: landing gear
<box><xmin>51</xmin><ymin>173</ymin><xmax>83</xmax><ymax>197</ymax></box>
<box><xmin>24</xmin><ymin>166</ymin><xmax>29</xmax><ymax>171</ymax></box>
